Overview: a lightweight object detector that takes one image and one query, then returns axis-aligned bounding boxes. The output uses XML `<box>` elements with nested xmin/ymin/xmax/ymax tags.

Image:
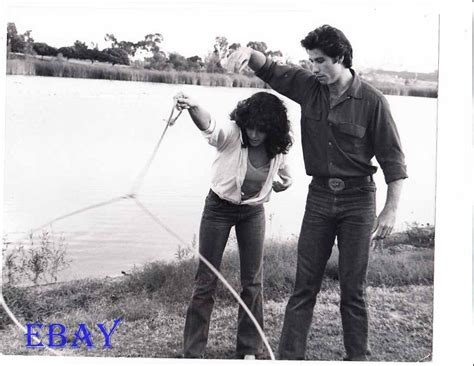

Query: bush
<box><xmin>0</xmin><ymin>286</ymin><xmax>37</xmax><ymax>329</ymax></box>
<box><xmin>2</xmin><ymin>230</ymin><xmax>70</xmax><ymax>286</ymax></box>
<box><xmin>404</xmin><ymin>222</ymin><xmax>435</xmax><ymax>248</ymax></box>
<box><xmin>121</xmin><ymin>228</ymin><xmax>434</xmax><ymax>305</ymax></box>
<box><xmin>124</xmin><ymin>259</ymin><xmax>196</xmax><ymax>303</ymax></box>
<box><xmin>325</xmin><ymin>247</ymin><xmax>434</xmax><ymax>287</ymax></box>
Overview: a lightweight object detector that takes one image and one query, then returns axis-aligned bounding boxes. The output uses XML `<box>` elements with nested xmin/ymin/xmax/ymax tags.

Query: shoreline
<box><xmin>6</xmin><ymin>56</ymin><xmax>438</xmax><ymax>98</ymax></box>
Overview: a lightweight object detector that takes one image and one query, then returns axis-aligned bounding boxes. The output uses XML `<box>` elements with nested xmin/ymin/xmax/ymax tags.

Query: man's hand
<box><xmin>372</xmin><ymin>178</ymin><xmax>404</xmax><ymax>240</ymax></box>
<box><xmin>221</xmin><ymin>47</ymin><xmax>253</xmax><ymax>73</ymax></box>
<box><xmin>372</xmin><ymin>207</ymin><xmax>396</xmax><ymax>240</ymax></box>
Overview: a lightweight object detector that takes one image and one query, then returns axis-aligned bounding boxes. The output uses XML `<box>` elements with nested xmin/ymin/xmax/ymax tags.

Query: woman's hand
<box><xmin>174</xmin><ymin>92</ymin><xmax>198</xmax><ymax>111</ymax></box>
<box><xmin>173</xmin><ymin>92</ymin><xmax>212</xmax><ymax>131</ymax></box>
<box><xmin>272</xmin><ymin>179</ymin><xmax>292</xmax><ymax>193</ymax></box>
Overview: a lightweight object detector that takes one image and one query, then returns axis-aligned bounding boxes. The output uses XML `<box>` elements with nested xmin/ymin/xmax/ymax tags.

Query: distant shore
<box><xmin>6</xmin><ymin>55</ymin><xmax>438</xmax><ymax>98</ymax></box>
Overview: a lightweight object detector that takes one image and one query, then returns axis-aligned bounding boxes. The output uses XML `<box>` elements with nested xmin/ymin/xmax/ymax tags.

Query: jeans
<box><xmin>183</xmin><ymin>189</ymin><xmax>266</xmax><ymax>358</ymax></box>
<box><xmin>278</xmin><ymin>178</ymin><xmax>376</xmax><ymax>360</ymax></box>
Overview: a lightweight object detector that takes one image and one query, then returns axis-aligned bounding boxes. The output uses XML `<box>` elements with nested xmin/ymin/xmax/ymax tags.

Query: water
<box><xmin>3</xmin><ymin>76</ymin><xmax>437</xmax><ymax>281</ymax></box>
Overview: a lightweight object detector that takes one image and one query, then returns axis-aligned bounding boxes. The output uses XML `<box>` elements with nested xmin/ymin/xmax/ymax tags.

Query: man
<box><xmin>224</xmin><ymin>25</ymin><xmax>407</xmax><ymax>361</ymax></box>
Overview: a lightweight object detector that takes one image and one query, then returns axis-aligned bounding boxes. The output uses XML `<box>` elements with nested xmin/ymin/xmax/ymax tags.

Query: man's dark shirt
<box><xmin>256</xmin><ymin>59</ymin><xmax>408</xmax><ymax>184</ymax></box>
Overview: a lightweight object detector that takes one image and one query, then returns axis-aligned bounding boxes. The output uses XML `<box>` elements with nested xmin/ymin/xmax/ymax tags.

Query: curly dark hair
<box><xmin>300</xmin><ymin>24</ymin><xmax>353</xmax><ymax>68</ymax></box>
<box><xmin>229</xmin><ymin>92</ymin><xmax>293</xmax><ymax>159</ymax></box>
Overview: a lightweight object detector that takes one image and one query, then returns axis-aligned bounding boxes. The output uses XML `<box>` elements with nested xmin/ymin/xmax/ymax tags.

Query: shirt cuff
<box><xmin>254</xmin><ymin>57</ymin><xmax>273</xmax><ymax>82</ymax></box>
<box><xmin>383</xmin><ymin>164</ymin><xmax>408</xmax><ymax>184</ymax></box>
<box><xmin>201</xmin><ymin>117</ymin><xmax>216</xmax><ymax>136</ymax></box>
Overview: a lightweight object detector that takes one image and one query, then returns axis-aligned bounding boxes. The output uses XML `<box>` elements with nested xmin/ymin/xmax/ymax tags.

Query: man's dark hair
<box><xmin>300</xmin><ymin>24</ymin><xmax>353</xmax><ymax>68</ymax></box>
<box><xmin>230</xmin><ymin>92</ymin><xmax>293</xmax><ymax>159</ymax></box>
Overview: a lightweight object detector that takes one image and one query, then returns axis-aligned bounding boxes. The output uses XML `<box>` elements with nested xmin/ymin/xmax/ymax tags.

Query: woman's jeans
<box><xmin>278</xmin><ymin>179</ymin><xmax>376</xmax><ymax>360</ymax></box>
<box><xmin>183</xmin><ymin>190</ymin><xmax>265</xmax><ymax>358</ymax></box>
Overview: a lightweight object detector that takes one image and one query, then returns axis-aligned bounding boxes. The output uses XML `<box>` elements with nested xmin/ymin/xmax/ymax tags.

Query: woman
<box><xmin>175</xmin><ymin>91</ymin><xmax>293</xmax><ymax>359</ymax></box>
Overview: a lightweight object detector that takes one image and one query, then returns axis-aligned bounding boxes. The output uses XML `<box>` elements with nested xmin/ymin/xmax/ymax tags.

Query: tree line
<box><xmin>6</xmin><ymin>22</ymin><xmax>291</xmax><ymax>72</ymax></box>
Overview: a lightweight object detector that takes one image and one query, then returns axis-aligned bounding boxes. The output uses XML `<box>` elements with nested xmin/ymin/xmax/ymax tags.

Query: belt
<box><xmin>312</xmin><ymin>176</ymin><xmax>373</xmax><ymax>192</ymax></box>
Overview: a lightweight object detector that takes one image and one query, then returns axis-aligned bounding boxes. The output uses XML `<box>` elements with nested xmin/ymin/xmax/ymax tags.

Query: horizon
<box><xmin>5</xmin><ymin>0</ymin><xmax>440</xmax><ymax>74</ymax></box>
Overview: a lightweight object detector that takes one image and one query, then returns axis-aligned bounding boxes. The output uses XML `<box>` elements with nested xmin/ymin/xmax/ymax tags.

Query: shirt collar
<box><xmin>346</xmin><ymin>69</ymin><xmax>363</xmax><ymax>99</ymax></box>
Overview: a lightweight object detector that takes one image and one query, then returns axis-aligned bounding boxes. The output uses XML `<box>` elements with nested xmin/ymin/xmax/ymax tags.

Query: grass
<box><xmin>0</xmin><ymin>284</ymin><xmax>432</xmax><ymax>361</ymax></box>
<box><xmin>6</xmin><ymin>57</ymin><xmax>437</xmax><ymax>97</ymax></box>
<box><xmin>0</xmin><ymin>236</ymin><xmax>433</xmax><ymax>361</ymax></box>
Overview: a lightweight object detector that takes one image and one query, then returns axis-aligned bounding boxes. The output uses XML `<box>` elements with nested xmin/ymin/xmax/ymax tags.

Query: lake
<box><xmin>3</xmin><ymin>76</ymin><xmax>437</xmax><ymax>281</ymax></box>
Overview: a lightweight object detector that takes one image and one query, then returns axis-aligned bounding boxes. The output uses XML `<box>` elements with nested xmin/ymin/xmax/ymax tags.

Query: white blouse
<box><xmin>201</xmin><ymin>118</ymin><xmax>292</xmax><ymax>205</ymax></box>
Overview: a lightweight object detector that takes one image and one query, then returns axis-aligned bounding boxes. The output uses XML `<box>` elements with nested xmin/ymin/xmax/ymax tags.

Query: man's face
<box><xmin>306</xmin><ymin>48</ymin><xmax>345</xmax><ymax>85</ymax></box>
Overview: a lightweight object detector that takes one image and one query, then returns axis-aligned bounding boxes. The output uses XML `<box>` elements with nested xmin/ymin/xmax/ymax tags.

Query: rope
<box><xmin>418</xmin><ymin>353</ymin><xmax>432</xmax><ymax>362</ymax></box>
<box><xmin>28</xmin><ymin>195</ymin><xmax>130</xmax><ymax>235</ymax></box>
<box><xmin>133</xmin><ymin>197</ymin><xmax>275</xmax><ymax>360</ymax></box>
<box><xmin>1</xmin><ymin>195</ymin><xmax>132</xmax><ymax>357</ymax></box>
<box><xmin>1</xmin><ymin>100</ymin><xmax>276</xmax><ymax>360</ymax></box>
<box><xmin>129</xmin><ymin>104</ymin><xmax>181</xmax><ymax>194</ymax></box>
<box><xmin>0</xmin><ymin>292</ymin><xmax>72</xmax><ymax>356</ymax></box>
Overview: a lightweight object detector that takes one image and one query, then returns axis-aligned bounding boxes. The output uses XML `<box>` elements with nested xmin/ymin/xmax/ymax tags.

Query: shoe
<box><xmin>244</xmin><ymin>355</ymin><xmax>256</xmax><ymax>360</ymax></box>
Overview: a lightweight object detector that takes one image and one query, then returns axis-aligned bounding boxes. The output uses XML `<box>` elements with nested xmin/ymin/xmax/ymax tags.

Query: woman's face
<box><xmin>245</xmin><ymin>127</ymin><xmax>267</xmax><ymax>147</ymax></box>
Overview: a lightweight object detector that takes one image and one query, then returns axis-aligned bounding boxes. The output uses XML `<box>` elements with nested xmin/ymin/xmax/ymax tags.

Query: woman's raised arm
<box><xmin>174</xmin><ymin>92</ymin><xmax>211</xmax><ymax>131</ymax></box>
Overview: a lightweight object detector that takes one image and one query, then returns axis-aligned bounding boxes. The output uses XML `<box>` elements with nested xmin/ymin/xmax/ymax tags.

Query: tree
<box><xmin>6</xmin><ymin>23</ymin><xmax>34</xmax><ymax>54</ymax></box>
<box><xmin>137</xmin><ymin>33</ymin><xmax>164</xmax><ymax>53</ymax></box>
<box><xmin>134</xmin><ymin>33</ymin><xmax>165</xmax><ymax>69</ymax></box>
<box><xmin>7</xmin><ymin>22</ymin><xmax>25</xmax><ymax>53</ymax></box>
<box><xmin>204</xmin><ymin>36</ymin><xmax>229</xmax><ymax>73</ymax></box>
<box><xmin>104</xmin><ymin>33</ymin><xmax>119</xmax><ymax>47</ymax></box>
<box><xmin>72</xmin><ymin>40</ymin><xmax>90</xmax><ymax>60</ymax></box>
<box><xmin>168</xmin><ymin>52</ymin><xmax>188</xmax><ymax>71</ymax></box>
<box><xmin>57</xmin><ymin>46</ymin><xmax>76</xmax><ymax>60</ymax></box>
<box><xmin>22</xmin><ymin>30</ymin><xmax>35</xmax><ymax>54</ymax></box>
<box><xmin>85</xmin><ymin>42</ymin><xmax>103</xmax><ymax>63</ymax></box>
<box><xmin>205</xmin><ymin>51</ymin><xmax>223</xmax><ymax>73</ymax></box>
<box><xmin>105</xmin><ymin>34</ymin><xmax>138</xmax><ymax>58</ymax></box>
<box><xmin>32</xmin><ymin>42</ymin><xmax>58</xmax><ymax>58</ymax></box>
<box><xmin>246</xmin><ymin>41</ymin><xmax>268</xmax><ymax>54</ymax></box>
<box><xmin>226</xmin><ymin>43</ymin><xmax>242</xmax><ymax>59</ymax></box>
<box><xmin>229</xmin><ymin>43</ymin><xmax>241</xmax><ymax>51</ymax></box>
<box><xmin>186</xmin><ymin>55</ymin><xmax>204</xmax><ymax>72</ymax></box>
<box><xmin>246</xmin><ymin>41</ymin><xmax>283</xmax><ymax>61</ymax></box>
<box><xmin>145</xmin><ymin>51</ymin><xmax>167</xmax><ymax>69</ymax></box>
<box><xmin>267</xmin><ymin>50</ymin><xmax>283</xmax><ymax>59</ymax></box>
<box><xmin>213</xmin><ymin>36</ymin><xmax>229</xmax><ymax>58</ymax></box>
<box><xmin>102</xmin><ymin>48</ymin><xmax>130</xmax><ymax>65</ymax></box>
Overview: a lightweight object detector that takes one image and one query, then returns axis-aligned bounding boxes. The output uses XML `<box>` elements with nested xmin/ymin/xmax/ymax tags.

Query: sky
<box><xmin>5</xmin><ymin>0</ymin><xmax>440</xmax><ymax>73</ymax></box>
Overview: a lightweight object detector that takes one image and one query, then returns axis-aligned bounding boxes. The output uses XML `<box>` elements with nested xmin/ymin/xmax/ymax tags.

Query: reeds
<box><xmin>6</xmin><ymin>58</ymin><xmax>437</xmax><ymax>97</ymax></box>
<box><xmin>6</xmin><ymin>58</ymin><xmax>266</xmax><ymax>88</ymax></box>
<box><xmin>370</xmin><ymin>81</ymin><xmax>438</xmax><ymax>98</ymax></box>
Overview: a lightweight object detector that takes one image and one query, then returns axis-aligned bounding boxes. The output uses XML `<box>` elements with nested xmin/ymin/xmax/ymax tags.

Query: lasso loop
<box><xmin>1</xmin><ymin>99</ymin><xmax>275</xmax><ymax>360</ymax></box>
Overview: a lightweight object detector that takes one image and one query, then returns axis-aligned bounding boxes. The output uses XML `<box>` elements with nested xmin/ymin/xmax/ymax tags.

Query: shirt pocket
<box><xmin>301</xmin><ymin>108</ymin><xmax>323</xmax><ymax>136</ymax></box>
<box><xmin>333</xmin><ymin>121</ymin><xmax>367</xmax><ymax>153</ymax></box>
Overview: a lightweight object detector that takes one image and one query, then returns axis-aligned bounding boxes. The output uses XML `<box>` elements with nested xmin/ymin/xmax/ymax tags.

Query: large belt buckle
<box><xmin>328</xmin><ymin>178</ymin><xmax>345</xmax><ymax>192</ymax></box>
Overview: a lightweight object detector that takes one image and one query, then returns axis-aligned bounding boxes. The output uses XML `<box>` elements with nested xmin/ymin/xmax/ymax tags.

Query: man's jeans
<box><xmin>278</xmin><ymin>179</ymin><xmax>376</xmax><ymax>360</ymax></box>
<box><xmin>183</xmin><ymin>190</ymin><xmax>265</xmax><ymax>358</ymax></box>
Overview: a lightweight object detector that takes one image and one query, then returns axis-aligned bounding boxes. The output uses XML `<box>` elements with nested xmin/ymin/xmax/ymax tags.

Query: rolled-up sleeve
<box><xmin>201</xmin><ymin>118</ymin><xmax>240</xmax><ymax>151</ymax></box>
<box><xmin>277</xmin><ymin>154</ymin><xmax>292</xmax><ymax>186</ymax></box>
<box><xmin>255</xmin><ymin>58</ymin><xmax>316</xmax><ymax>104</ymax></box>
<box><xmin>371</xmin><ymin>96</ymin><xmax>408</xmax><ymax>184</ymax></box>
